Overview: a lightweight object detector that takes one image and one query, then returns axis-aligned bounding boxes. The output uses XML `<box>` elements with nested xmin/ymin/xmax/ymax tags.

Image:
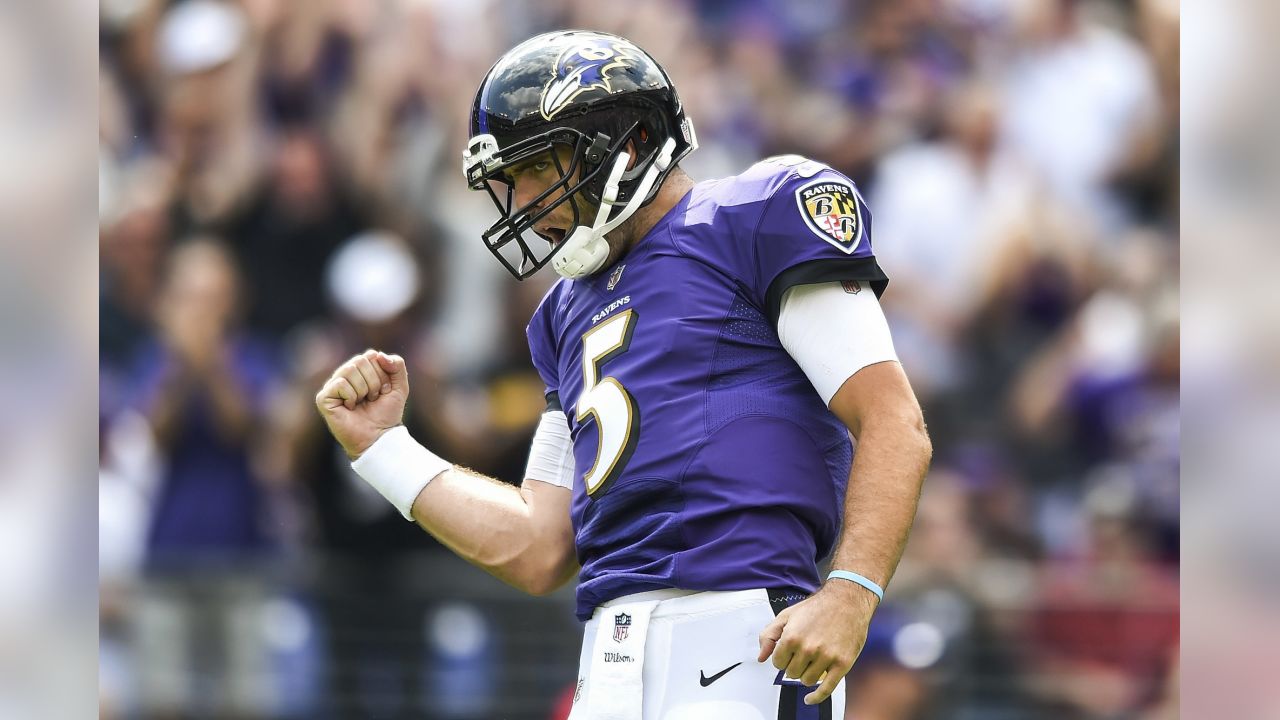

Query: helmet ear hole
<box><xmin>638</xmin><ymin>126</ymin><xmax>649</xmax><ymax>143</ymax></box>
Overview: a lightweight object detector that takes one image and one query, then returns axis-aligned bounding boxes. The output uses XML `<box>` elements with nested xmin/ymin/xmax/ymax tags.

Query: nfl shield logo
<box><xmin>612</xmin><ymin>612</ymin><xmax>631</xmax><ymax>643</ymax></box>
<box><xmin>607</xmin><ymin>264</ymin><xmax>625</xmax><ymax>291</ymax></box>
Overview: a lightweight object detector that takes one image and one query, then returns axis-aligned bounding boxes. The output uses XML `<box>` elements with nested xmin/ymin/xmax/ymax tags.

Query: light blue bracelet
<box><xmin>827</xmin><ymin>570</ymin><xmax>884</xmax><ymax>601</ymax></box>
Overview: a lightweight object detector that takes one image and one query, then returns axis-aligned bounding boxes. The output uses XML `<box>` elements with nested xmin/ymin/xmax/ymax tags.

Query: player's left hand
<box><xmin>757</xmin><ymin>581</ymin><xmax>879</xmax><ymax>705</ymax></box>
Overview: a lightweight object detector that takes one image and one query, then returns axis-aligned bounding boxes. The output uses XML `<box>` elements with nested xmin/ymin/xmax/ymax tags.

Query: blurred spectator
<box><xmin>843</xmin><ymin>609</ymin><xmax>934</xmax><ymax>720</ymax></box>
<box><xmin>134</xmin><ymin>238</ymin><xmax>279</xmax><ymax>566</ymax></box>
<box><xmin>889</xmin><ymin>470</ymin><xmax>1036</xmax><ymax>717</ymax></box>
<box><xmin>125</xmin><ymin>238</ymin><xmax>283</xmax><ymax>718</ymax></box>
<box><xmin>1010</xmin><ymin>228</ymin><xmax>1179</xmax><ymax>557</ymax></box>
<box><xmin>99</xmin><ymin>408</ymin><xmax>158</xmax><ymax>719</ymax></box>
<box><xmin>871</xmin><ymin>80</ymin><xmax>1033</xmax><ymax>401</ymax></box>
<box><xmin>953</xmin><ymin>196</ymin><xmax>1096</xmax><ymax>453</ymax></box>
<box><xmin>100</xmin><ymin>162</ymin><xmax>173</xmax><ymax>371</ymax></box>
<box><xmin>154</xmin><ymin>0</ymin><xmax>264</xmax><ymax>235</ymax></box>
<box><xmin>255</xmin><ymin>1</ymin><xmax>355</xmax><ymax>127</ymax></box>
<box><xmin>223</xmin><ymin>126</ymin><xmax>370</xmax><ymax>340</ymax></box>
<box><xmin>1028</xmin><ymin>477</ymin><xmax>1178</xmax><ymax>717</ymax></box>
<box><xmin>818</xmin><ymin>0</ymin><xmax>971</xmax><ymax>170</ymax></box>
<box><xmin>997</xmin><ymin>0</ymin><xmax>1163</xmax><ymax>233</ymax></box>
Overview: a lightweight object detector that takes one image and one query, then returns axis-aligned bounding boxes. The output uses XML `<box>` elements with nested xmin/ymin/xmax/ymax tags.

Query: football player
<box><xmin>316</xmin><ymin>30</ymin><xmax>932</xmax><ymax>719</ymax></box>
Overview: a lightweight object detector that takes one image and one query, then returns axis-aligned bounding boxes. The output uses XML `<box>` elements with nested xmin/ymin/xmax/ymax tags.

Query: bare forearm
<box><xmin>408</xmin><ymin>468</ymin><xmax>574</xmax><ymax>594</ymax></box>
<box><xmin>319</xmin><ymin>351</ymin><xmax>575</xmax><ymax>596</ymax></box>
<box><xmin>829</xmin><ymin>417</ymin><xmax>932</xmax><ymax>593</ymax></box>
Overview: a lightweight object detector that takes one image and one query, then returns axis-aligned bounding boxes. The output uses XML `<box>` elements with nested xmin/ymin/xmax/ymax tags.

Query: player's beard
<box><xmin>556</xmin><ymin>195</ymin><xmax>632</xmax><ymax>274</ymax></box>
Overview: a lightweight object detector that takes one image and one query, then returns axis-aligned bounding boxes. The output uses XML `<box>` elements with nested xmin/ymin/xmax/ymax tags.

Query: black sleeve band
<box><xmin>545</xmin><ymin>391</ymin><xmax>562</xmax><ymax>412</ymax></box>
<box><xmin>764</xmin><ymin>257</ymin><xmax>889</xmax><ymax>325</ymax></box>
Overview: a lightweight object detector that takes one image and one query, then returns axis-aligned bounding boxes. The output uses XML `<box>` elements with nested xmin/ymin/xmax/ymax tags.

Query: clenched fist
<box><xmin>315</xmin><ymin>349</ymin><xmax>409</xmax><ymax>459</ymax></box>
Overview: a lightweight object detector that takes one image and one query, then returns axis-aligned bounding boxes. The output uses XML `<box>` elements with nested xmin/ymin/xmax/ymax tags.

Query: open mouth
<box><xmin>536</xmin><ymin>227</ymin><xmax>567</xmax><ymax>247</ymax></box>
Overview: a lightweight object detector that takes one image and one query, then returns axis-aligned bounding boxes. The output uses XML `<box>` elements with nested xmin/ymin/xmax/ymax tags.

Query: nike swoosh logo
<box><xmin>699</xmin><ymin>662</ymin><xmax>743</xmax><ymax>687</ymax></box>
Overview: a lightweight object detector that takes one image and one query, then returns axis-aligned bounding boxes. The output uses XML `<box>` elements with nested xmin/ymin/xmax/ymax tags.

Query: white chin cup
<box><xmin>551</xmin><ymin>137</ymin><xmax>678</xmax><ymax>280</ymax></box>
<box><xmin>552</xmin><ymin>225</ymin><xmax>611</xmax><ymax>279</ymax></box>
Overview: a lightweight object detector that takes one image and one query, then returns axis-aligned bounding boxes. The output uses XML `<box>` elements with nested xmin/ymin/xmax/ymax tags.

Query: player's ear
<box><xmin>625</xmin><ymin>137</ymin><xmax>639</xmax><ymax>170</ymax></box>
<box><xmin>625</xmin><ymin>122</ymin><xmax>655</xmax><ymax>170</ymax></box>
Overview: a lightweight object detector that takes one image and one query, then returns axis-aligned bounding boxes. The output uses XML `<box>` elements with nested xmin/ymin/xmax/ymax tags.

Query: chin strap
<box><xmin>552</xmin><ymin>137</ymin><xmax>678</xmax><ymax>280</ymax></box>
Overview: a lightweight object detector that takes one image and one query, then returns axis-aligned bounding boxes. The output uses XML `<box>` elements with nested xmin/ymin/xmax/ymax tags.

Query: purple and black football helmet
<box><xmin>464</xmin><ymin>30</ymin><xmax>697</xmax><ymax>280</ymax></box>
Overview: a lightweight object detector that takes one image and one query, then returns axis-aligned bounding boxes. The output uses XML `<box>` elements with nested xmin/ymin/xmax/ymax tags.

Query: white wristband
<box><xmin>350</xmin><ymin>425</ymin><xmax>451</xmax><ymax>521</ymax></box>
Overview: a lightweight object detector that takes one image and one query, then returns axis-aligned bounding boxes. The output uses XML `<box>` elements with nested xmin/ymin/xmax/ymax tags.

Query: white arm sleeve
<box><xmin>524</xmin><ymin>410</ymin><xmax>575</xmax><ymax>489</ymax></box>
<box><xmin>777</xmin><ymin>281</ymin><xmax>899</xmax><ymax>406</ymax></box>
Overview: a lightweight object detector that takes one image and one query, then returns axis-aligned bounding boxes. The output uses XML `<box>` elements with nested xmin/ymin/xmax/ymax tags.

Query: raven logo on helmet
<box><xmin>540</xmin><ymin>39</ymin><xmax>634</xmax><ymax>120</ymax></box>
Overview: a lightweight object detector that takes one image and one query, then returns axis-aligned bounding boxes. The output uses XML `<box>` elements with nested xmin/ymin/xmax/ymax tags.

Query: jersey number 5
<box><xmin>577</xmin><ymin>309</ymin><xmax>640</xmax><ymax>498</ymax></box>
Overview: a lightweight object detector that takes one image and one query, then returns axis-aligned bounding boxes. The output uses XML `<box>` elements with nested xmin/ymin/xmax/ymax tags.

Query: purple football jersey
<box><xmin>526</xmin><ymin>156</ymin><xmax>889</xmax><ymax>620</ymax></box>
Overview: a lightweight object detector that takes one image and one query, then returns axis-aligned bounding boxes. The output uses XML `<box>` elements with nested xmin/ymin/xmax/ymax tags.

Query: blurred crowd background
<box><xmin>97</xmin><ymin>0</ymin><xmax>1179</xmax><ymax>718</ymax></box>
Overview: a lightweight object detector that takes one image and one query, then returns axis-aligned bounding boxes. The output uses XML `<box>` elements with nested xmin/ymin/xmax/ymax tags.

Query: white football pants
<box><xmin>567</xmin><ymin>588</ymin><xmax>844</xmax><ymax>720</ymax></box>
